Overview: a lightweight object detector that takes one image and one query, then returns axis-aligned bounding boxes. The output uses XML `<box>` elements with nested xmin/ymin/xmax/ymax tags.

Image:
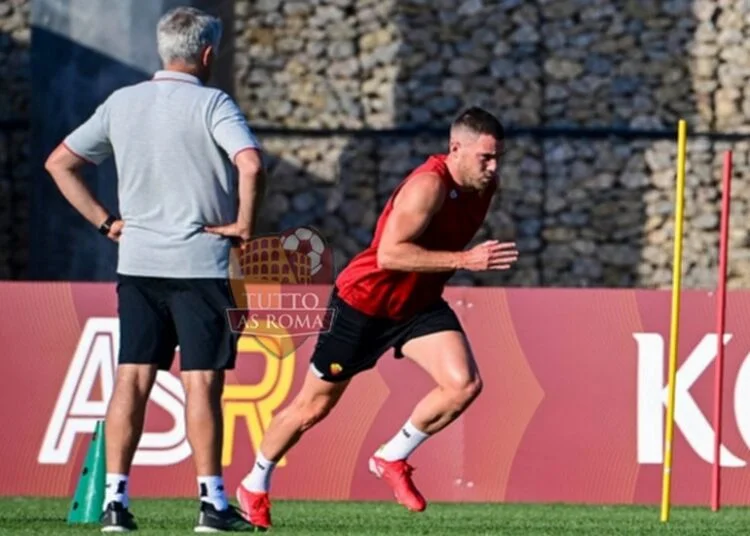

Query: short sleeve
<box><xmin>210</xmin><ymin>92</ymin><xmax>261</xmax><ymax>163</ymax></box>
<box><xmin>63</xmin><ymin>102</ymin><xmax>113</xmax><ymax>165</ymax></box>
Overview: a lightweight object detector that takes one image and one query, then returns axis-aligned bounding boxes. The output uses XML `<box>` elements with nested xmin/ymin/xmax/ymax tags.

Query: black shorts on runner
<box><xmin>117</xmin><ymin>274</ymin><xmax>239</xmax><ymax>371</ymax></box>
<box><xmin>309</xmin><ymin>288</ymin><xmax>464</xmax><ymax>382</ymax></box>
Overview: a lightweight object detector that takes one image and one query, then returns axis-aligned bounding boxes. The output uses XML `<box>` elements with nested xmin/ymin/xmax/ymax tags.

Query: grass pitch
<box><xmin>0</xmin><ymin>497</ymin><xmax>747</xmax><ymax>534</ymax></box>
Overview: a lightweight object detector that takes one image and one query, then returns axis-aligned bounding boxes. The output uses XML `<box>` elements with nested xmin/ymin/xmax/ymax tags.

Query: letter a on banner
<box><xmin>39</xmin><ymin>318</ymin><xmax>191</xmax><ymax>466</ymax></box>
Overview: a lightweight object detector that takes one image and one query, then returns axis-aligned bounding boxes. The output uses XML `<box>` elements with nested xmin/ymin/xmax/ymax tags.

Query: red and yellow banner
<box><xmin>3</xmin><ymin>283</ymin><xmax>750</xmax><ymax>505</ymax></box>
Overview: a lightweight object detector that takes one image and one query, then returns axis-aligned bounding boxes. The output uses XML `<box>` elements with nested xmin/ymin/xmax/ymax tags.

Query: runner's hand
<box><xmin>458</xmin><ymin>240</ymin><xmax>518</xmax><ymax>271</ymax></box>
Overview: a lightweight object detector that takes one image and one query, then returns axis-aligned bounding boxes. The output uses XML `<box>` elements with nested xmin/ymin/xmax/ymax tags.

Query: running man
<box><xmin>236</xmin><ymin>107</ymin><xmax>517</xmax><ymax>528</ymax></box>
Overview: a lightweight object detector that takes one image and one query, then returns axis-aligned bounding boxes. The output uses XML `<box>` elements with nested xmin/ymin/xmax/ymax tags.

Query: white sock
<box><xmin>198</xmin><ymin>476</ymin><xmax>229</xmax><ymax>511</ymax></box>
<box><xmin>241</xmin><ymin>452</ymin><xmax>276</xmax><ymax>493</ymax></box>
<box><xmin>377</xmin><ymin>420</ymin><xmax>431</xmax><ymax>462</ymax></box>
<box><xmin>104</xmin><ymin>473</ymin><xmax>129</xmax><ymax>509</ymax></box>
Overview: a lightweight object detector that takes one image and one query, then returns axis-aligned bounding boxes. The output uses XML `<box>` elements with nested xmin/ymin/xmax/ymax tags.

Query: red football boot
<box><xmin>368</xmin><ymin>456</ymin><xmax>427</xmax><ymax>512</ymax></box>
<box><xmin>236</xmin><ymin>486</ymin><xmax>272</xmax><ymax>530</ymax></box>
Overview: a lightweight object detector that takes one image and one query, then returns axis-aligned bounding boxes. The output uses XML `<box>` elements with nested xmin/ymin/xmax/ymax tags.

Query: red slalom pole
<box><xmin>711</xmin><ymin>150</ymin><xmax>732</xmax><ymax>512</ymax></box>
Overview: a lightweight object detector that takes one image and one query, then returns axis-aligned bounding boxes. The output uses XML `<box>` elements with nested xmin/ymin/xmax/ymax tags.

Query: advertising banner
<box><xmin>2</xmin><ymin>282</ymin><xmax>750</xmax><ymax>505</ymax></box>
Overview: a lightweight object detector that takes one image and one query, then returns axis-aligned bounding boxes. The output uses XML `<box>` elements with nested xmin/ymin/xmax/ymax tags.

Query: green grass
<box><xmin>0</xmin><ymin>498</ymin><xmax>747</xmax><ymax>535</ymax></box>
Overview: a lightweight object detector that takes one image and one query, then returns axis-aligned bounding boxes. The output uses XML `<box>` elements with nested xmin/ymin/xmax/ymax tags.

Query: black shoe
<box><xmin>195</xmin><ymin>501</ymin><xmax>260</xmax><ymax>532</ymax></box>
<box><xmin>100</xmin><ymin>501</ymin><xmax>138</xmax><ymax>532</ymax></box>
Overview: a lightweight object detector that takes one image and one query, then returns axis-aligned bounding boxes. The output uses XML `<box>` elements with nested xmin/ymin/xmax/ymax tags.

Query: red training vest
<box><xmin>335</xmin><ymin>154</ymin><xmax>496</xmax><ymax>320</ymax></box>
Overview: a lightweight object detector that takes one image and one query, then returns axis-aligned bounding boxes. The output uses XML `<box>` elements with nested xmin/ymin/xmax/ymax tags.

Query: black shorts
<box><xmin>117</xmin><ymin>275</ymin><xmax>238</xmax><ymax>371</ymax></box>
<box><xmin>309</xmin><ymin>289</ymin><xmax>464</xmax><ymax>382</ymax></box>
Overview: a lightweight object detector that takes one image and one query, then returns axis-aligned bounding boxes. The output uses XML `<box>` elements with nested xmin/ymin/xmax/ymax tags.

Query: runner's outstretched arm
<box><xmin>376</xmin><ymin>173</ymin><xmax>517</xmax><ymax>273</ymax></box>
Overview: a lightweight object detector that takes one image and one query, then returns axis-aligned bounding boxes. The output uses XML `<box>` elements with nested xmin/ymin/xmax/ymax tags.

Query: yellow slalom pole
<box><xmin>661</xmin><ymin>119</ymin><xmax>688</xmax><ymax>523</ymax></box>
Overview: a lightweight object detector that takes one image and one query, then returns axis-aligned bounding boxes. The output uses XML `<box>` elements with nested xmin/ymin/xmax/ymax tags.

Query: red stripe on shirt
<box><xmin>150</xmin><ymin>78</ymin><xmax>200</xmax><ymax>85</ymax></box>
<box><xmin>233</xmin><ymin>147</ymin><xmax>259</xmax><ymax>165</ymax></box>
<box><xmin>62</xmin><ymin>142</ymin><xmax>96</xmax><ymax>165</ymax></box>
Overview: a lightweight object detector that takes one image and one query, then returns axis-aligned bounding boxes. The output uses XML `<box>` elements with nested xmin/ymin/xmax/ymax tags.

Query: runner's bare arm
<box><xmin>377</xmin><ymin>173</ymin><xmax>518</xmax><ymax>273</ymax></box>
<box><xmin>376</xmin><ymin>173</ymin><xmax>462</xmax><ymax>272</ymax></box>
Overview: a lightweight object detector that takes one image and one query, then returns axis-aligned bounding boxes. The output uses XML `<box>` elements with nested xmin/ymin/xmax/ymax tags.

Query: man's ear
<box><xmin>201</xmin><ymin>45</ymin><xmax>215</xmax><ymax>67</ymax></box>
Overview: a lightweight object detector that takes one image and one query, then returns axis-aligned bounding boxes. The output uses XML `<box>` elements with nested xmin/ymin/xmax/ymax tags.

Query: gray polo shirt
<box><xmin>63</xmin><ymin>70</ymin><xmax>261</xmax><ymax>279</ymax></box>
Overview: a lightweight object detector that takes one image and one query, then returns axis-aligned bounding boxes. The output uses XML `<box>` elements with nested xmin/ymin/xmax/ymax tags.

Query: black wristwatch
<box><xmin>98</xmin><ymin>215</ymin><xmax>117</xmax><ymax>236</ymax></box>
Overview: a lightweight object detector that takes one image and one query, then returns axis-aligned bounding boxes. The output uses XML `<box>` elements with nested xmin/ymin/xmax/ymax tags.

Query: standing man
<box><xmin>235</xmin><ymin>107</ymin><xmax>518</xmax><ymax>529</ymax></box>
<box><xmin>45</xmin><ymin>6</ymin><xmax>264</xmax><ymax>533</ymax></box>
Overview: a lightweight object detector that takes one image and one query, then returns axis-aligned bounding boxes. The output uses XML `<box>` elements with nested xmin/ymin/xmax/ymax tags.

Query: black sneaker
<box><xmin>100</xmin><ymin>501</ymin><xmax>138</xmax><ymax>532</ymax></box>
<box><xmin>195</xmin><ymin>501</ymin><xmax>260</xmax><ymax>532</ymax></box>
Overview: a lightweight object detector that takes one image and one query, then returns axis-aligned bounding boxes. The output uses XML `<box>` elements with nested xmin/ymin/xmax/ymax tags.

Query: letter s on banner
<box><xmin>38</xmin><ymin>318</ymin><xmax>191</xmax><ymax>466</ymax></box>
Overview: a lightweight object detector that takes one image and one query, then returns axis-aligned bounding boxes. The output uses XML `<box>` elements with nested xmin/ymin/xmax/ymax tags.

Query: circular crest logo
<box><xmin>226</xmin><ymin>226</ymin><xmax>336</xmax><ymax>358</ymax></box>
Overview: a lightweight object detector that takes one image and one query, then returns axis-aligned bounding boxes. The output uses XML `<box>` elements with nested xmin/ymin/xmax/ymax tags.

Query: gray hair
<box><xmin>156</xmin><ymin>7</ymin><xmax>223</xmax><ymax>66</ymax></box>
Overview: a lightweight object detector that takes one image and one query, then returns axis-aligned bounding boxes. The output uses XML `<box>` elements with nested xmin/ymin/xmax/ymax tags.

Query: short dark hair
<box><xmin>451</xmin><ymin>107</ymin><xmax>504</xmax><ymax>140</ymax></box>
